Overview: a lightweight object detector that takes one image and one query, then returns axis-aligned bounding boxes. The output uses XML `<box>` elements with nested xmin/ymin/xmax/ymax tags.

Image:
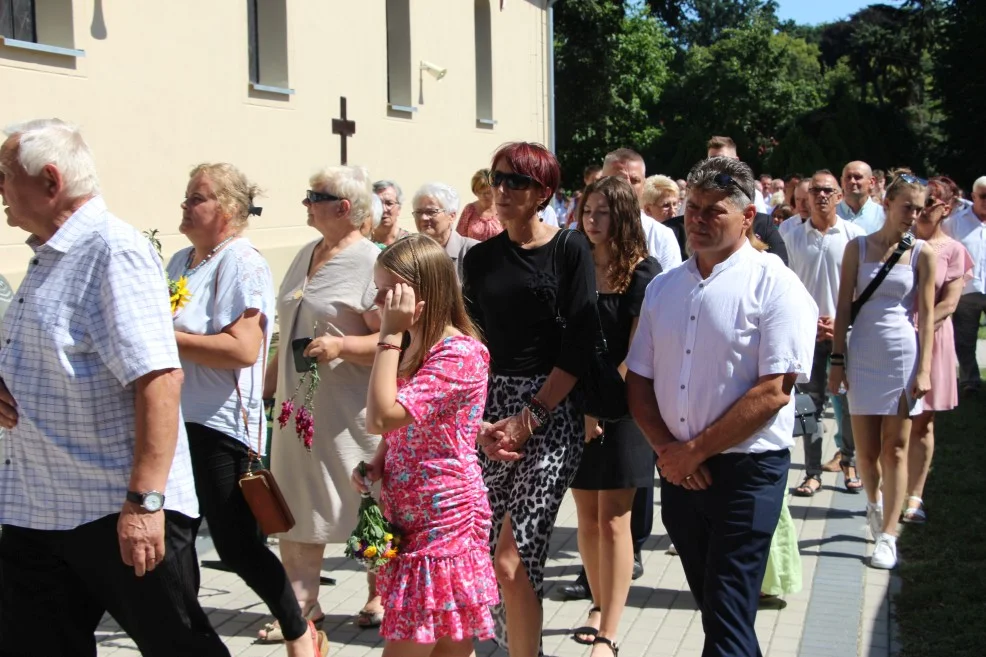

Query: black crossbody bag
<box><xmin>551</xmin><ymin>231</ymin><xmax>630</xmax><ymax>422</ymax></box>
<box><xmin>849</xmin><ymin>233</ymin><xmax>916</xmax><ymax>326</ymax></box>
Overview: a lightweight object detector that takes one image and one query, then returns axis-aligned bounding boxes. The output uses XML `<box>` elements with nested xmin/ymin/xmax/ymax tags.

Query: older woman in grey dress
<box><xmin>261</xmin><ymin>165</ymin><xmax>384</xmax><ymax>640</ymax></box>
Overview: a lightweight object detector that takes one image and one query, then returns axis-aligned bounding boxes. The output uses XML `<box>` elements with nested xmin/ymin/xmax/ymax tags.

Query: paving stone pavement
<box><xmin>95</xmin><ymin>418</ymin><xmax>899</xmax><ymax>657</ymax></box>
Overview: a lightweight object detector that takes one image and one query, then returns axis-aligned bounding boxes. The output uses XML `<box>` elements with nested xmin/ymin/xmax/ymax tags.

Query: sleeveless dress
<box><xmin>920</xmin><ymin>239</ymin><xmax>973</xmax><ymax>411</ymax></box>
<box><xmin>847</xmin><ymin>235</ymin><xmax>925</xmax><ymax>416</ymax></box>
<box><xmin>378</xmin><ymin>336</ymin><xmax>499</xmax><ymax>643</ymax></box>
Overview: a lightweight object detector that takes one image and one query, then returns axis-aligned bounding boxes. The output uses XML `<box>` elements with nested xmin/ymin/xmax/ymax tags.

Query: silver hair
<box><xmin>973</xmin><ymin>176</ymin><xmax>986</xmax><ymax>194</ymax></box>
<box><xmin>686</xmin><ymin>157</ymin><xmax>755</xmax><ymax>210</ymax></box>
<box><xmin>370</xmin><ymin>194</ymin><xmax>384</xmax><ymax>229</ymax></box>
<box><xmin>373</xmin><ymin>179</ymin><xmax>404</xmax><ymax>205</ymax></box>
<box><xmin>310</xmin><ymin>165</ymin><xmax>373</xmax><ymax>228</ymax></box>
<box><xmin>412</xmin><ymin>182</ymin><xmax>460</xmax><ymax>215</ymax></box>
<box><xmin>3</xmin><ymin>118</ymin><xmax>100</xmax><ymax>198</ymax></box>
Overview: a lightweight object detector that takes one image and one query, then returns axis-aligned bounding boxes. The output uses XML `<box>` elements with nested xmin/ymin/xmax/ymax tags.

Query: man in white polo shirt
<box><xmin>783</xmin><ymin>170</ymin><xmax>865</xmax><ymax>497</ymax></box>
<box><xmin>626</xmin><ymin>156</ymin><xmax>817</xmax><ymax>657</ymax></box>
<box><xmin>943</xmin><ymin>175</ymin><xmax>986</xmax><ymax>394</ymax></box>
<box><xmin>602</xmin><ymin>148</ymin><xmax>682</xmax><ymax>272</ymax></box>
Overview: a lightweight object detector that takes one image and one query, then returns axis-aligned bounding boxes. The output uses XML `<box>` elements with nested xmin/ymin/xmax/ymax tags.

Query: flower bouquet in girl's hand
<box><xmin>344</xmin><ymin>463</ymin><xmax>401</xmax><ymax>572</ymax></box>
<box><xmin>278</xmin><ymin>337</ymin><xmax>320</xmax><ymax>450</ymax></box>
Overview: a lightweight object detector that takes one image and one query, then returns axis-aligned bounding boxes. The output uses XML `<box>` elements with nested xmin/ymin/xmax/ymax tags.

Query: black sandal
<box><xmin>792</xmin><ymin>474</ymin><xmax>821</xmax><ymax>497</ymax></box>
<box><xmin>573</xmin><ymin>606</ymin><xmax>601</xmax><ymax>645</ymax></box>
<box><xmin>593</xmin><ymin>636</ymin><xmax>620</xmax><ymax>656</ymax></box>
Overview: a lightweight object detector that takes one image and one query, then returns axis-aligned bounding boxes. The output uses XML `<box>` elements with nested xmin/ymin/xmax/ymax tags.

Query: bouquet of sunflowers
<box><xmin>143</xmin><ymin>229</ymin><xmax>191</xmax><ymax>315</ymax></box>
<box><xmin>344</xmin><ymin>462</ymin><xmax>401</xmax><ymax>572</ymax></box>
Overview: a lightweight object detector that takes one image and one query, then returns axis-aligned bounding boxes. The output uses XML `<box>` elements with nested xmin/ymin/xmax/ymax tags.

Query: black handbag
<box><xmin>551</xmin><ymin>231</ymin><xmax>630</xmax><ymax>422</ymax></box>
<box><xmin>791</xmin><ymin>386</ymin><xmax>818</xmax><ymax>437</ymax></box>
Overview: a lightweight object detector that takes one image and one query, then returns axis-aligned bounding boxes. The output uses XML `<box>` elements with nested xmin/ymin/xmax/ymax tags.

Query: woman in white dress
<box><xmin>829</xmin><ymin>173</ymin><xmax>936</xmax><ymax>570</ymax></box>
<box><xmin>261</xmin><ymin>166</ymin><xmax>384</xmax><ymax>639</ymax></box>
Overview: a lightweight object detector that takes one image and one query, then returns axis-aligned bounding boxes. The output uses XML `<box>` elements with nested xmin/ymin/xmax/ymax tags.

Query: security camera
<box><xmin>420</xmin><ymin>60</ymin><xmax>448</xmax><ymax>80</ymax></box>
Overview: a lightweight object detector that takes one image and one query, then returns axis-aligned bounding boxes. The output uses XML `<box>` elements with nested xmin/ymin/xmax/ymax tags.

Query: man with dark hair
<box><xmin>627</xmin><ymin>156</ymin><xmax>816</xmax><ymax>657</ymax></box>
<box><xmin>583</xmin><ymin>163</ymin><xmax>603</xmax><ymax>187</ymax></box>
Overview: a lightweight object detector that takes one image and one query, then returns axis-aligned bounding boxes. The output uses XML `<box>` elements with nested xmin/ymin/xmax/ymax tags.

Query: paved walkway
<box><xmin>96</xmin><ymin>419</ymin><xmax>898</xmax><ymax>657</ymax></box>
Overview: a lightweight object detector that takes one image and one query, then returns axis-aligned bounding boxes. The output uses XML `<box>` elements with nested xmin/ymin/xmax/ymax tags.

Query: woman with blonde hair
<box><xmin>570</xmin><ymin>176</ymin><xmax>660</xmax><ymax>656</ymax></box>
<box><xmin>169</xmin><ymin>163</ymin><xmax>327</xmax><ymax>656</ymax></box>
<box><xmin>456</xmin><ymin>168</ymin><xmax>503</xmax><ymax>241</ymax></box>
<box><xmin>829</xmin><ymin>173</ymin><xmax>936</xmax><ymax>570</ymax></box>
<box><xmin>262</xmin><ymin>165</ymin><xmax>385</xmax><ymax>638</ymax></box>
<box><xmin>640</xmin><ymin>175</ymin><xmax>680</xmax><ymax>223</ymax></box>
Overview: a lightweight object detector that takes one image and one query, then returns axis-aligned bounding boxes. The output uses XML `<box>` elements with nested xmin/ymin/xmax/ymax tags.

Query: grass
<box><xmin>978</xmin><ymin>325</ymin><xmax>986</xmax><ymax>341</ymax></box>
<box><xmin>896</xmin><ymin>390</ymin><xmax>986</xmax><ymax>657</ymax></box>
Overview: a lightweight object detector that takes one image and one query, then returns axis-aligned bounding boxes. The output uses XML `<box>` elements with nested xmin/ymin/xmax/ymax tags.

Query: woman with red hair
<box><xmin>463</xmin><ymin>142</ymin><xmax>596</xmax><ymax>657</ymax></box>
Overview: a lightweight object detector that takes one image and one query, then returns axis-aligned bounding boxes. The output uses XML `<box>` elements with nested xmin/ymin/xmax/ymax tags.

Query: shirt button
<box><xmin>17</xmin><ymin>298</ymin><xmax>23</xmax><ymax>304</ymax></box>
<box><xmin>31</xmin><ymin>259</ymin><xmax>38</xmax><ymax>266</ymax></box>
<box><xmin>4</xmin><ymin>460</ymin><xmax>9</xmax><ymax>465</ymax></box>
<box><xmin>690</xmin><ymin>315</ymin><xmax>695</xmax><ymax>320</ymax></box>
<box><xmin>680</xmin><ymin>385</ymin><xmax>685</xmax><ymax>390</ymax></box>
<box><xmin>686</xmin><ymin>349</ymin><xmax>691</xmax><ymax>354</ymax></box>
<box><xmin>699</xmin><ymin>283</ymin><xmax>704</xmax><ymax>288</ymax></box>
<box><xmin>4</xmin><ymin>339</ymin><xmax>9</xmax><ymax>344</ymax></box>
<box><xmin>679</xmin><ymin>418</ymin><xmax>685</xmax><ymax>422</ymax></box>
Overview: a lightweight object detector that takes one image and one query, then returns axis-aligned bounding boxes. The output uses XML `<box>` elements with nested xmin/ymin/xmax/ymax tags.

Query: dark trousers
<box><xmin>0</xmin><ymin>512</ymin><xmax>228</xmax><ymax>657</ymax></box>
<box><xmin>953</xmin><ymin>293</ymin><xmax>986</xmax><ymax>386</ymax></box>
<box><xmin>662</xmin><ymin>450</ymin><xmax>790</xmax><ymax>657</ymax></box>
<box><xmin>632</xmin><ymin>458</ymin><xmax>656</xmax><ymax>552</ymax></box>
<box><xmin>187</xmin><ymin>423</ymin><xmax>308</xmax><ymax>641</ymax></box>
<box><xmin>801</xmin><ymin>340</ymin><xmax>855</xmax><ymax>476</ymax></box>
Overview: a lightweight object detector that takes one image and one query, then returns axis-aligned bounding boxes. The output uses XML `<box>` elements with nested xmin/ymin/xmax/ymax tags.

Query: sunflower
<box><xmin>169</xmin><ymin>276</ymin><xmax>192</xmax><ymax>314</ymax></box>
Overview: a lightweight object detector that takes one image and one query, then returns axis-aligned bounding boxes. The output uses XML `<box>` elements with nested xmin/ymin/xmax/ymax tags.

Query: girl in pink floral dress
<box><xmin>352</xmin><ymin>234</ymin><xmax>498</xmax><ymax>655</ymax></box>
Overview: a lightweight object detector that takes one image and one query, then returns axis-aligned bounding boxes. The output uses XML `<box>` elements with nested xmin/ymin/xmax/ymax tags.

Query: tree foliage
<box><xmin>553</xmin><ymin>0</ymin><xmax>674</xmax><ymax>187</ymax></box>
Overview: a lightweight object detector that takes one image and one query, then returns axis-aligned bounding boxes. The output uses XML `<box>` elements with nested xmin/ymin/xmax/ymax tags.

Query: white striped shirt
<box><xmin>0</xmin><ymin>197</ymin><xmax>198</xmax><ymax>530</ymax></box>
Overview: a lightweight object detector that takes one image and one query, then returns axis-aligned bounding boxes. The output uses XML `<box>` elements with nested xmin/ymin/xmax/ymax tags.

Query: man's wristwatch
<box><xmin>126</xmin><ymin>490</ymin><xmax>166</xmax><ymax>513</ymax></box>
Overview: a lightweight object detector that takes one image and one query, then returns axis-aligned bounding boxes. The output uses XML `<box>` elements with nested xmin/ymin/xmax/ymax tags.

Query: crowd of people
<box><xmin>0</xmin><ymin>118</ymin><xmax>984</xmax><ymax>657</ymax></box>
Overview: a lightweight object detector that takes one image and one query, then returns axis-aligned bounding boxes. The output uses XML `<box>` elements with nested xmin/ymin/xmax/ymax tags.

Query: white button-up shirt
<box><xmin>626</xmin><ymin>241</ymin><xmax>818</xmax><ymax>454</ymax></box>
<box><xmin>641</xmin><ymin>211</ymin><xmax>683</xmax><ymax>271</ymax></box>
<box><xmin>837</xmin><ymin>198</ymin><xmax>885</xmax><ymax>235</ymax></box>
<box><xmin>783</xmin><ymin>217</ymin><xmax>866</xmax><ymax>317</ymax></box>
<box><xmin>0</xmin><ymin>197</ymin><xmax>198</xmax><ymax>530</ymax></box>
<box><xmin>943</xmin><ymin>203</ymin><xmax>986</xmax><ymax>295</ymax></box>
<box><xmin>777</xmin><ymin>214</ymin><xmax>804</xmax><ymax>242</ymax></box>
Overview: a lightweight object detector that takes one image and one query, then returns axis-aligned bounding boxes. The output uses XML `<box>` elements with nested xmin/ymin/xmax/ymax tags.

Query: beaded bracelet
<box><xmin>524</xmin><ymin>394</ymin><xmax>551</xmax><ymax>431</ymax></box>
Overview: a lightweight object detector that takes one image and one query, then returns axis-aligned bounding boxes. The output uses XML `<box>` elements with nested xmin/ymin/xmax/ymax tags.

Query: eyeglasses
<box><xmin>412</xmin><ymin>208</ymin><xmax>445</xmax><ymax>220</ymax></box>
<box><xmin>975</xmin><ymin>193</ymin><xmax>986</xmax><ymax>201</ymax></box>
<box><xmin>488</xmin><ymin>170</ymin><xmax>537</xmax><ymax>191</ymax></box>
<box><xmin>809</xmin><ymin>187</ymin><xmax>839</xmax><ymax>196</ymax></box>
<box><xmin>924</xmin><ymin>197</ymin><xmax>945</xmax><ymax>211</ymax></box>
<box><xmin>380</xmin><ymin>199</ymin><xmax>400</xmax><ymax>209</ymax></box>
<box><xmin>305</xmin><ymin>190</ymin><xmax>343</xmax><ymax>204</ymax></box>
<box><xmin>712</xmin><ymin>173</ymin><xmax>753</xmax><ymax>201</ymax></box>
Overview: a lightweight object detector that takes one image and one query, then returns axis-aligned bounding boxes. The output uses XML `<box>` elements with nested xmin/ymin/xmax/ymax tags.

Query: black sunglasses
<box><xmin>488</xmin><ymin>171</ymin><xmax>537</xmax><ymax>191</ymax></box>
<box><xmin>713</xmin><ymin>173</ymin><xmax>754</xmax><ymax>202</ymax></box>
<box><xmin>305</xmin><ymin>190</ymin><xmax>343</xmax><ymax>204</ymax></box>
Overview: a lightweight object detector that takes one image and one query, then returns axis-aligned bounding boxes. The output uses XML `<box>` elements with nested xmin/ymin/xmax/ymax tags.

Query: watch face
<box><xmin>143</xmin><ymin>492</ymin><xmax>165</xmax><ymax>512</ymax></box>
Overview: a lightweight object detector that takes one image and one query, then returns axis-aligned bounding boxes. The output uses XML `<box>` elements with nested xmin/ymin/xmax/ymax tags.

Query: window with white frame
<box><xmin>474</xmin><ymin>0</ymin><xmax>494</xmax><ymax>125</ymax></box>
<box><xmin>385</xmin><ymin>0</ymin><xmax>413</xmax><ymax>111</ymax></box>
<box><xmin>247</xmin><ymin>0</ymin><xmax>292</xmax><ymax>94</ymax></box>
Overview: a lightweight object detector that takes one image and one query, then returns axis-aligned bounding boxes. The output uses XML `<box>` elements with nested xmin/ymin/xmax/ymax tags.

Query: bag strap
<box><xmin>213</xmin><ymin>253</ymin><xmax>268</xmax><ymax>468</ymax></box>
<box><xmin>551</xmin><ymin>230</ymin><xmax>575</xmax><ymax>327</ymax></box>
<box><xmin>851</xmin><ymin>233</ymin><xmax>915</xmax><ymax>323</ymax></box>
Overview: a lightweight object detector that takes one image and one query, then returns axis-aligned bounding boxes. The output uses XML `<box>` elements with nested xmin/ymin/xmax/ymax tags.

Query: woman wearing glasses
<box><xmin>411</xmin><ymin>183</ymin><xmax>478</xmax><ymax>284</ymax></box>
<box><xmin>828</xmin><ymin>173</ymin><xmax>936</xmax><ymax>570</ymax></box>
<box><xmin>372</xmin><ymin>180</ymin><xmax>411</xmax><ymax>247</ymax></box>
<box><xmin>902</xmin><ymin>177</ymin><xmax>972</xmax><ymax>524</ymax></box>
<box><xmin>262</xmin><ymin>166</ymin><xmax>385</xmax><ymax>639</ymax></box>
<box><xmin>462</xmin><ymin>142</ymin><xmax>596</xmax><ymax>657</ymax></box>
<box><xmin>640</xmin><ymin>175</ymin><xmax>680</xmax><ymax>224</ymax></box>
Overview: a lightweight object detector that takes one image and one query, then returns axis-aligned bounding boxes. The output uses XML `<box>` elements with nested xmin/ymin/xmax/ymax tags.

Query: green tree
<box><xmin>651</xmin><ymin>17</ymin><xmax>825</xmax><ymax>173</ymax></box>
<box><xmin>641</xmin><ymin>0</ymin><xmax>778</xmax><ymax>47</ymax></box>
<box><xmin>554</xmin><ymin>1</ymin><xmax>674</xmax><ymax>186</ymax></box>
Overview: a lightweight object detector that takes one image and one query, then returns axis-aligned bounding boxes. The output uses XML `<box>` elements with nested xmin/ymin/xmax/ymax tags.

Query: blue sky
<box><xmin>775</xmin><ymin>0</ymin><xmax>902</xmax><ymax>25</ymax></box>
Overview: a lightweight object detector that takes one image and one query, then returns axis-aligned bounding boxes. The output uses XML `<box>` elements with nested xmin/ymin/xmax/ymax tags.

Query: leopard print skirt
<box><xmin>480</xmin><ymin>373</ymin><xmax>583</xmax><ymax>653</ymax></box>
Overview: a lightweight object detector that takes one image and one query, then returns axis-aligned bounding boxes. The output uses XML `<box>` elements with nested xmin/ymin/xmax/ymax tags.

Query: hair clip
<box><xmin>248</xmin><ymin>206</ymin><xmax>263</xmax><ymax>216</ymax></box>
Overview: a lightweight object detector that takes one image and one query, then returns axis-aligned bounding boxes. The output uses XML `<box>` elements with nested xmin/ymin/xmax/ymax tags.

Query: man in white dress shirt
<box><xmin>837</xmin><ymin>161</ymin><xmax>886</xmax><ymax>234</ymax></box>
<box><xmin>0</xmin><ymin>120</ymin><xmax>227</xmax><ymax>656</ymax></box>
<box><xmin>626</xmin><ymin>156</ymin><xmax>817</xmax><ymax>657</ymax></box>
<box><xmin>777</xmin><ymin>179</ymin><xmax>811</xmax><ymax>241</ymax></box>
<box><xmin>943</xmin><ymin>175</ymin><xmax>986</xmax><ymax>393</ymax></box>
<box><xmin>782</xmin><ymin>171</ymin><xmax>865</xmax><ymax>497</ymax></box>
<box><xmin>602</xmin><ymin>148</ymin><xmax>682</xmax><ymax>272</ymax></box>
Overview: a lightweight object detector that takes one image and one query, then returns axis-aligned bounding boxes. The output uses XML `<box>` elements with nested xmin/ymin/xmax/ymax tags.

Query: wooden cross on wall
<box><xmin>332</xmin><ymin>96</ymin><xmax>356</xmax><ymax>165</ymax></box>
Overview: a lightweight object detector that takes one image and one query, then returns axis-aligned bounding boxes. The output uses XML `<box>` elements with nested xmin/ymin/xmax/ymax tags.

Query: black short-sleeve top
<box><xmin>597</xmin><ymin>257</ymin><xmax>662</xmax><ymax>365</ymax></box>
<box><xmin>462</xmin><ymin>230</ymin><xmax>596</xmax><ymax>378</ymax></box>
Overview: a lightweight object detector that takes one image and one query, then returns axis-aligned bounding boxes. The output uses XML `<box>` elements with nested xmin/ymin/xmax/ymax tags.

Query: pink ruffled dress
<box><xmin>378</xmin><ymin>336</ymin><xmax>498</xmax><ymax>643</ymax></box>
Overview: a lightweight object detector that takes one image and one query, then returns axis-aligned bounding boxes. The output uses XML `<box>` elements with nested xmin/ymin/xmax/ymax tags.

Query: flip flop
<box><xmin>313</xmin><ymin>623</ymin><xmax>329</xmax><ymax>657</ymax></box>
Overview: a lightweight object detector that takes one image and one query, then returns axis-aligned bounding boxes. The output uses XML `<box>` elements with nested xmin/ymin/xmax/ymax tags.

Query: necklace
<box><xmin>185</xmin><ymin>235</ymin><xmax>236</xmax><ymax>277</ymax></box>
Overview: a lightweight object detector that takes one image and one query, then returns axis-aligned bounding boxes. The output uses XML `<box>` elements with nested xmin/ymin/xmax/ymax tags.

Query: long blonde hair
<box><xmin>377</xmin><ymin>234</ymin><xmax>479</xmax><ymax>375</ymax></box>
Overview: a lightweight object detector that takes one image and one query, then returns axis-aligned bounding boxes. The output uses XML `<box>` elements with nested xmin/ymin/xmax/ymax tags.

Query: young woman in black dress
<box><xmin>570</xmin><ymin>176</ymin><xmax>661</xmax><ymax>655</ymax></box>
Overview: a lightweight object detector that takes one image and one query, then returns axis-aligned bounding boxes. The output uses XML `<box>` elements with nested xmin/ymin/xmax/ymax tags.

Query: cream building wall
<box><xmin>0</xmin><ymin>0</ymin><xmax>552</xmax><ymax>289</ymax></box>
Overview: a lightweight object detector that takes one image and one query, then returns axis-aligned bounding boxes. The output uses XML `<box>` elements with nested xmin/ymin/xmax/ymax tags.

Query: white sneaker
<box><xmin>867</xmin><ymin>503</ymin><xmax>884</xmax><ymax>540</ymax></box>
<box><xmin>870</xmin><ymin>534</ymin><xmax>897</xmax><ymax>569</ymax></box>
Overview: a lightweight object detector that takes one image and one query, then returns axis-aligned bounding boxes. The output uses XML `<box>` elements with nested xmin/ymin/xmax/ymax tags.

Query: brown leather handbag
<box><xmin>235</xmin><ymin>348</ymin><xmax>296</xmax><ymax>536</ymax></box>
